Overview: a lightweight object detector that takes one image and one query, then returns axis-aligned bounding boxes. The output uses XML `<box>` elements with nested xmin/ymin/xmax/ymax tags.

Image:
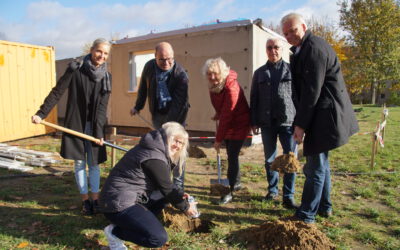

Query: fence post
<box><xmin>370</xmin><ymin>121</ymin><xmax>380</xmax><ymax>169</ymax></box>
<box><xmin>111</xmin><ymin>127</ymin><xmax>117</xmax><ymax>168</ymax></box>
<box><xmin>381</xmin><ymin>104</ymin><xmax>387</xmax><ymax>141</ymax></box>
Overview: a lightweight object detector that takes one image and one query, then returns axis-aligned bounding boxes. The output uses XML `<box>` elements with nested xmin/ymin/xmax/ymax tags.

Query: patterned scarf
<box><xmin>156</xmin><ymin>65</ymin><xmax>172</xmax><ymax>109</ymax></box>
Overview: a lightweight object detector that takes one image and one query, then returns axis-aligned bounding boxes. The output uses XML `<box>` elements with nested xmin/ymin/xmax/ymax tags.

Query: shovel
<box><xmin>40</xmin><ymin>120</ymin><xmax>129</xmax><ymax>152</ymax></box>
<box><xmin>210</xmin><ymin>148</ymin><xmax>229</xmax><ymax>186</ymax></box>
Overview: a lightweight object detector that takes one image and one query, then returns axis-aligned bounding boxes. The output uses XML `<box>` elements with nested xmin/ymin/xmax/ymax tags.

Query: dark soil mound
<box><xmin>162</xmin><ymin>206</ymin><xmax>214</xmax><ymax>233</ymax></box>
<box><xmin>240</xmin><ymin>219</ymin><xmax>335</xmax><ymax>250</ymax></box>
<box><xmin>188</xmin><ymin>145</ymin><xmax>207</xmax><ymax>158</ymax></box>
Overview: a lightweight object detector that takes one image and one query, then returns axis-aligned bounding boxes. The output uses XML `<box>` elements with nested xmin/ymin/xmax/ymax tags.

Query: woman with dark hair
<box><xmin>202</xmin><ymin>57</ymin><xmax>251</xmax><ymax>204</ymax></box>
<box><xmin>32</xmin><ymin>38</ymin><xmax>112</xmax><ymax>215</ymax></box>
<box><xmin>99</xmin><ymin>122</ymin><xmax>198</xmax><ymax>249</ymax></box>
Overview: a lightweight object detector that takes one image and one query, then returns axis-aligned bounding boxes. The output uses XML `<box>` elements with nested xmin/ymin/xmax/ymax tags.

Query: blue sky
<box><xmin>0</xmin><ymin>0</ymin><xmax>340</xmax><ymax>59</ymax></box>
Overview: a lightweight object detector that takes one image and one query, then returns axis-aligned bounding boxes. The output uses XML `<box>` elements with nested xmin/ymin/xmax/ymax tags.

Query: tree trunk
<box><xmin>371</xmin><ymin>80</ymin><xmax>377</xmax><ymax>105</ymax></box>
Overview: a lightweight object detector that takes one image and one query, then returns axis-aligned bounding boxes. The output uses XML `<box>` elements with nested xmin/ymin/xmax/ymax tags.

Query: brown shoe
<box><xmin>318</xmin><ymin>210</ymin><xmax>333</xmax><ymax>218</ymax></box>
<box><xmin>282</xmin><ymin>199</ymin><xmax>299</xmax><ymax>210</ymax></box>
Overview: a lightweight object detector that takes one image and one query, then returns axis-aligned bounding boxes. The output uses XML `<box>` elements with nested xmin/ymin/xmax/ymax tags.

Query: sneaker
<box><xmin>219</xmin><ymin>192</ymin><xmax>233</xmax><ymax>205</ymax></box>
<box><xmin>233</xmin><ymin>183</ymin><xmax>242</xmax><ymax>191</ymax></box>
<box><xmin>262</xmin><ymin>192</ymin><xmax>278</xmax><ymax>201</ymax></box>
<box><xmin>82</xmin><ymin>199</ymin><xmax>93</xmax><ymax>215</ymax></box>
<box><xmin>104</xmin><ymin>224</ymin><xmax>127</xmax><ymax>250</ymax></box>
<box><xmin>282</xmin><ymin>199</ymin><xmax>299</xmax><ymax>210</ymax></box>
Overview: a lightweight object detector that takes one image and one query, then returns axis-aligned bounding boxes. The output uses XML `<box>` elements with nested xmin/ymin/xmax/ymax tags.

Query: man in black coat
<box><xmin>130</xmin><ymin>42</ymin><xmax>189</xmax><ymax>190</ymax></box>
<box><xmin>281</xmin><ymin>13</ymin><xmax>359</xmax><ymax>223</ymax></box>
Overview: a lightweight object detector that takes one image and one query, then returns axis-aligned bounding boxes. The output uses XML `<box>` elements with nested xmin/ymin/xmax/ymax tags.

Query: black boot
<box><xmin>81</xmin><ymin>199</ymin><xmax>93</xmax><ymax>215</ymax></box>
<box><xmin>92</xmin><ymin>199</ymin><xmax>100</xmax><ymax>214</ymax></box>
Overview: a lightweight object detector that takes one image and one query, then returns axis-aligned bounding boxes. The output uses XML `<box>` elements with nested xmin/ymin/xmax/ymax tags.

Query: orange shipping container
<box><xmin>0</xmin><ymin>40</ymin><xmax>57</xmax><ymax>142</ymax></box>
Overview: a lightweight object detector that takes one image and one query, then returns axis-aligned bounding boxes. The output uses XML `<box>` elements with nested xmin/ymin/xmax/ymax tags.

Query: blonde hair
<box><xmin>162</xmin><ymin>122</ymin><xmax>189</xmax><ymax>174</ymax></box>
<box><xmin>280</xmin><ymin>13</ymin><xmax>308</xmax><ymax>29</ymax></box>
<box><xmin>202</xmin><ymin>57</ymin><xmax>230</xmax><ymax>82</ymax></box>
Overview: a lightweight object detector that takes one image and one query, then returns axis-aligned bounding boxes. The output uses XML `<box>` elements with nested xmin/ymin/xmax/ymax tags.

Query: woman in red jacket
<box><xmin>202</xmin><ymin>57</ymin><xmax>250</xmax><ymax>204</ymax></box>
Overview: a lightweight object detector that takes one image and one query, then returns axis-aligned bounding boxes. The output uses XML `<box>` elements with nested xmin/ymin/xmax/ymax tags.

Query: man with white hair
<box><xmin>250</xmin><ymin>38</ymin><xmax>298</xmax><ymax>209</ymax></box>
<box><xmin>281</xmin><ymin>13</ymin><xmax>359</xmax><ymax>223</ymax></box>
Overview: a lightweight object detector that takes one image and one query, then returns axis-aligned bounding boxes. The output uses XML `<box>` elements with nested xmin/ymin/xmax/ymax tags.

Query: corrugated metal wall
<box><xmin>0</xmin><ymin>40</ymin><xmax>57</xmax><ymax>142</ymax></box>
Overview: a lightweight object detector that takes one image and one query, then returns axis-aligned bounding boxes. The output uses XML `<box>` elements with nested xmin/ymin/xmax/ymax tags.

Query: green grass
<box><xmin>0</xmin><ymin>105</ymin><xmax>399</xmax><ymax>249</ymax></box>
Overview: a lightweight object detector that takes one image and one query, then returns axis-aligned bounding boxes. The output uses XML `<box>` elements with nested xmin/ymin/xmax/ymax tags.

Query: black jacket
<box><xmin>134</xmin><ymin>59</ymin><xmax>189</xmax><ymax>124</ymax></box>
<box><xmin>250</xmin><ymin>60</ymin><xmax>296</xmax><ymax>127</ymax></box>
<box><xmin>290</xmin><ymin>30</ymin><xmax>359</xmax><ymax>155</ymax></box>
<box><xmin>99</xmin><ymin>129</ymin><xmax>188</xmax><ymax>213</ymax></box>
<box><xmin>36</xmin><ymin>61</ymin><xmax>110</xmax><ymax>164</ymax></box>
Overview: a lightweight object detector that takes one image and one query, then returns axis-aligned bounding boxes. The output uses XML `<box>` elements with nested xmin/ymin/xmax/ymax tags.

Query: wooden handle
<box><xmin>40</xmin><ymin>120</ymin><xmax>100</xmax><ymax>143</ymax></box>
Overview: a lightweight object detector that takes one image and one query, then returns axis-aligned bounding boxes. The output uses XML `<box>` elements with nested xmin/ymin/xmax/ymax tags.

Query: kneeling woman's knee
<box><xmin>147</xmin><ymin>230</ymin><xmax>168</xmax><ymax>248</ymax></box>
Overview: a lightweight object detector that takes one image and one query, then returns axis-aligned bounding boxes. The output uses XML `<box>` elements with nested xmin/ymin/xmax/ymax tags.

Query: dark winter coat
<box><xmin>290</xmin><ymin>30</ymin><xmax>359</xmax><ymax>156</ymax></box>
<box><xmin>35</xmin><ymin>61</ymin><xmax>110</xmax><ymax>165</ymax></box>
<box><xmin>99</xmin><ymin>129</ymin><xmax>187</xmax><ymax>213</ymax></box>
<box><xmin>250</xmin><ymin>60</ymin><xmax>296</xmax><ymax>127</ymax></box>
<box><xmin>209</xmin><ymin>70</ymin><xmax>250</xmax><ymax>142</ymax></box>
<box><xmin>134</xmin><ymin>59</ymin><xmax>189</xmax><ymax>124</ymax></box>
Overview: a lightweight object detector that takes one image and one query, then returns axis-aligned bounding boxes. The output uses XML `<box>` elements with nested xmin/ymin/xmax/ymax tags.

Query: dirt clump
<box><xmin>162</xmin><ymin>206</ymin><xmax>214</xmax><ymax>233</ymax></box>
<box><xmin>271</xmin><ymin>152</ymin><xmax>302</xmax><ymax>173</ymax></box>
<box><xmin>240</xmin><ymin>219</ymin><xmax>335</xmax><ymax>250</ymax></box>
<box><xmin>209</xmin><ymin>183</ymin><xmax>230</xmax><ymax>196</ymax></box>
<box><xmin>188</xmin><ymin>145</ymin><xmax>207</xmax><ymax>158</ymax></box>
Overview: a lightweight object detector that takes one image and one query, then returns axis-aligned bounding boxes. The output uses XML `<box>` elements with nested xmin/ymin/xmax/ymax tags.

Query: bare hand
<box><xmin>251</xmin><ymin>126</ymin><xmax>260</xmax><ymax>135</ymax></box>
<box><xmin>214</xmin><ymin>142</ymin><xmax>221</xmax><ymax>153</ymax></box>
<box><xmin>31</xmin><ymin>115</ymin><xmax>42</xmax><ymax>124</ymax></box>
<box><xmin>130</xmin><ymin>108</ymin><xmax>139</xmax><ymax>116</ymax></box>
<box><xmin>293</xmin><ymin>126</ymin><xmax>305</xmax><ymax>144</ymax></box>
<box><xmin>95</xmin><ymin>138</ymin><xmax>104</xmax><ymax>146</ymax></box>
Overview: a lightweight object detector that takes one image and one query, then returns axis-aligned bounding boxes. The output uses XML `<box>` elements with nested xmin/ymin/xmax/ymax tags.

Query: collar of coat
<box><xmin>290</xmin><ymin>30</ymin><xmax>312</xmax><ymax>55</ymax></box>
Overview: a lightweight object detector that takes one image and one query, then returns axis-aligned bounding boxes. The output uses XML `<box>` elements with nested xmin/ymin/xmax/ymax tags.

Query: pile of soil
<box><xmin>209</xmin><ymin>183</ymin><xmax>230</xmax><ymax>196</ymax></box>
<box><xmin>271</xmin><ymin>152</ymin><xmax>302</xmax><ymax>173</ymax></box>
<box><xmin>188</xmin><ymin>145</ymin><xmax>207</xmax><ymax>158</ymax></box>
<box><xmin>240</xmin><ymin>219</ymin><xmax>335</xmax><ymax>249</ymax></box>
<box><xmin>162</xmin><ymin>206</ymin><xmax>214</xmax><ymax>233</ymax></box>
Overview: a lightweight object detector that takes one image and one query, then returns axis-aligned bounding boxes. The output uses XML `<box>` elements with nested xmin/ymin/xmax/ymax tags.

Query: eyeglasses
<box><xmin>157</xmin><ymin>57</ymin><xmax>174</xmax><ymax>63</ymax></box>
<box><xmin>267</xmin><ymin>45</ymin><xmax>280</xmax><ymax>50</ymax></box>
<box><xmin>173</xmin><ymin>138</ymin><xmax>185</xmax><ymax>147</ymax></box>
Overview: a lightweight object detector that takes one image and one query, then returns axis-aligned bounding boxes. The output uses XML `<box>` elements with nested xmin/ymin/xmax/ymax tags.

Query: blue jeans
<box><xmin>74</xmin><ymin>122</ymin><xmax>100</xmax><ymax>194</ymax></box>
<box><xmin>296</xmin><ymin>151</ymin><xmax>332</xmax><ymax>223</ymax></box>
<box><xmin>104</xmin><ymin>191</ymin><xmax>168</xmax><ymax>248</ymax></box>
<box><xmin>261</xmin><ymin>125</ymin><xmax>297</xmax><ymax>200</ymax></box>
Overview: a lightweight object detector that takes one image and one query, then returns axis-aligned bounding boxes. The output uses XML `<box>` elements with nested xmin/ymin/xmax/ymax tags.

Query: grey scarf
<box><xmin>81</xmin><ymin>54</ymin><xmax>111</xmax><ymax>93</ymax></box>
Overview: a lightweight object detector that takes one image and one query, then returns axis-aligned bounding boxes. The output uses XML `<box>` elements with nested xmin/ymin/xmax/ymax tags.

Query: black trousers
<box><xmin>225</xmin><ymin>139</ymin><xmax>245</xmax><ymax>189</ymax></box>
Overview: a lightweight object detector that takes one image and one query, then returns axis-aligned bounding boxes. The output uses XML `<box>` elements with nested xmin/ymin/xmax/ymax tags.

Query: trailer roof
<box><xmin>114</xmin><ymin>18</ymin><xmax>286</xmax><ymax>44</ymax></box>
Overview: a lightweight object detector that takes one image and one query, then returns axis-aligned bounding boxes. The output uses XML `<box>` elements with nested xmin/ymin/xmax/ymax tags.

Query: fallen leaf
<box><xmin>16</xmin><ymin>242</ymin><xmax>29</xmax><ymax>248</ymax></box>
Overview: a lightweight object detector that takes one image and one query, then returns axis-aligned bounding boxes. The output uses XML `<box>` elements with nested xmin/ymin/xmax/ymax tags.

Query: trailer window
<box><xmin>129</xmin><ymin>51</ymin><xmax>154</xmax><ymax>92</ymax></box>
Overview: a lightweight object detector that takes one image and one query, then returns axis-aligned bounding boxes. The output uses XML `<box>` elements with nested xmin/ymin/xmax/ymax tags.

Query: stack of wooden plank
<box><xmin>0</xmin><ymin>143</ymin><xmax>60</xmax><ymax>172</ymax></box>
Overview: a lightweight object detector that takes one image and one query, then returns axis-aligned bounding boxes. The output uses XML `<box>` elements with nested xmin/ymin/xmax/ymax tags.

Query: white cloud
<box><xmin>212</xmin><ymin>0</ymin><xmax>235</xmax><ymax>14</ymax></box>
<box><xmin>1</xmin><ymin>0</ymin><xmax>197</xmax><ymax>59</ymax></box>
